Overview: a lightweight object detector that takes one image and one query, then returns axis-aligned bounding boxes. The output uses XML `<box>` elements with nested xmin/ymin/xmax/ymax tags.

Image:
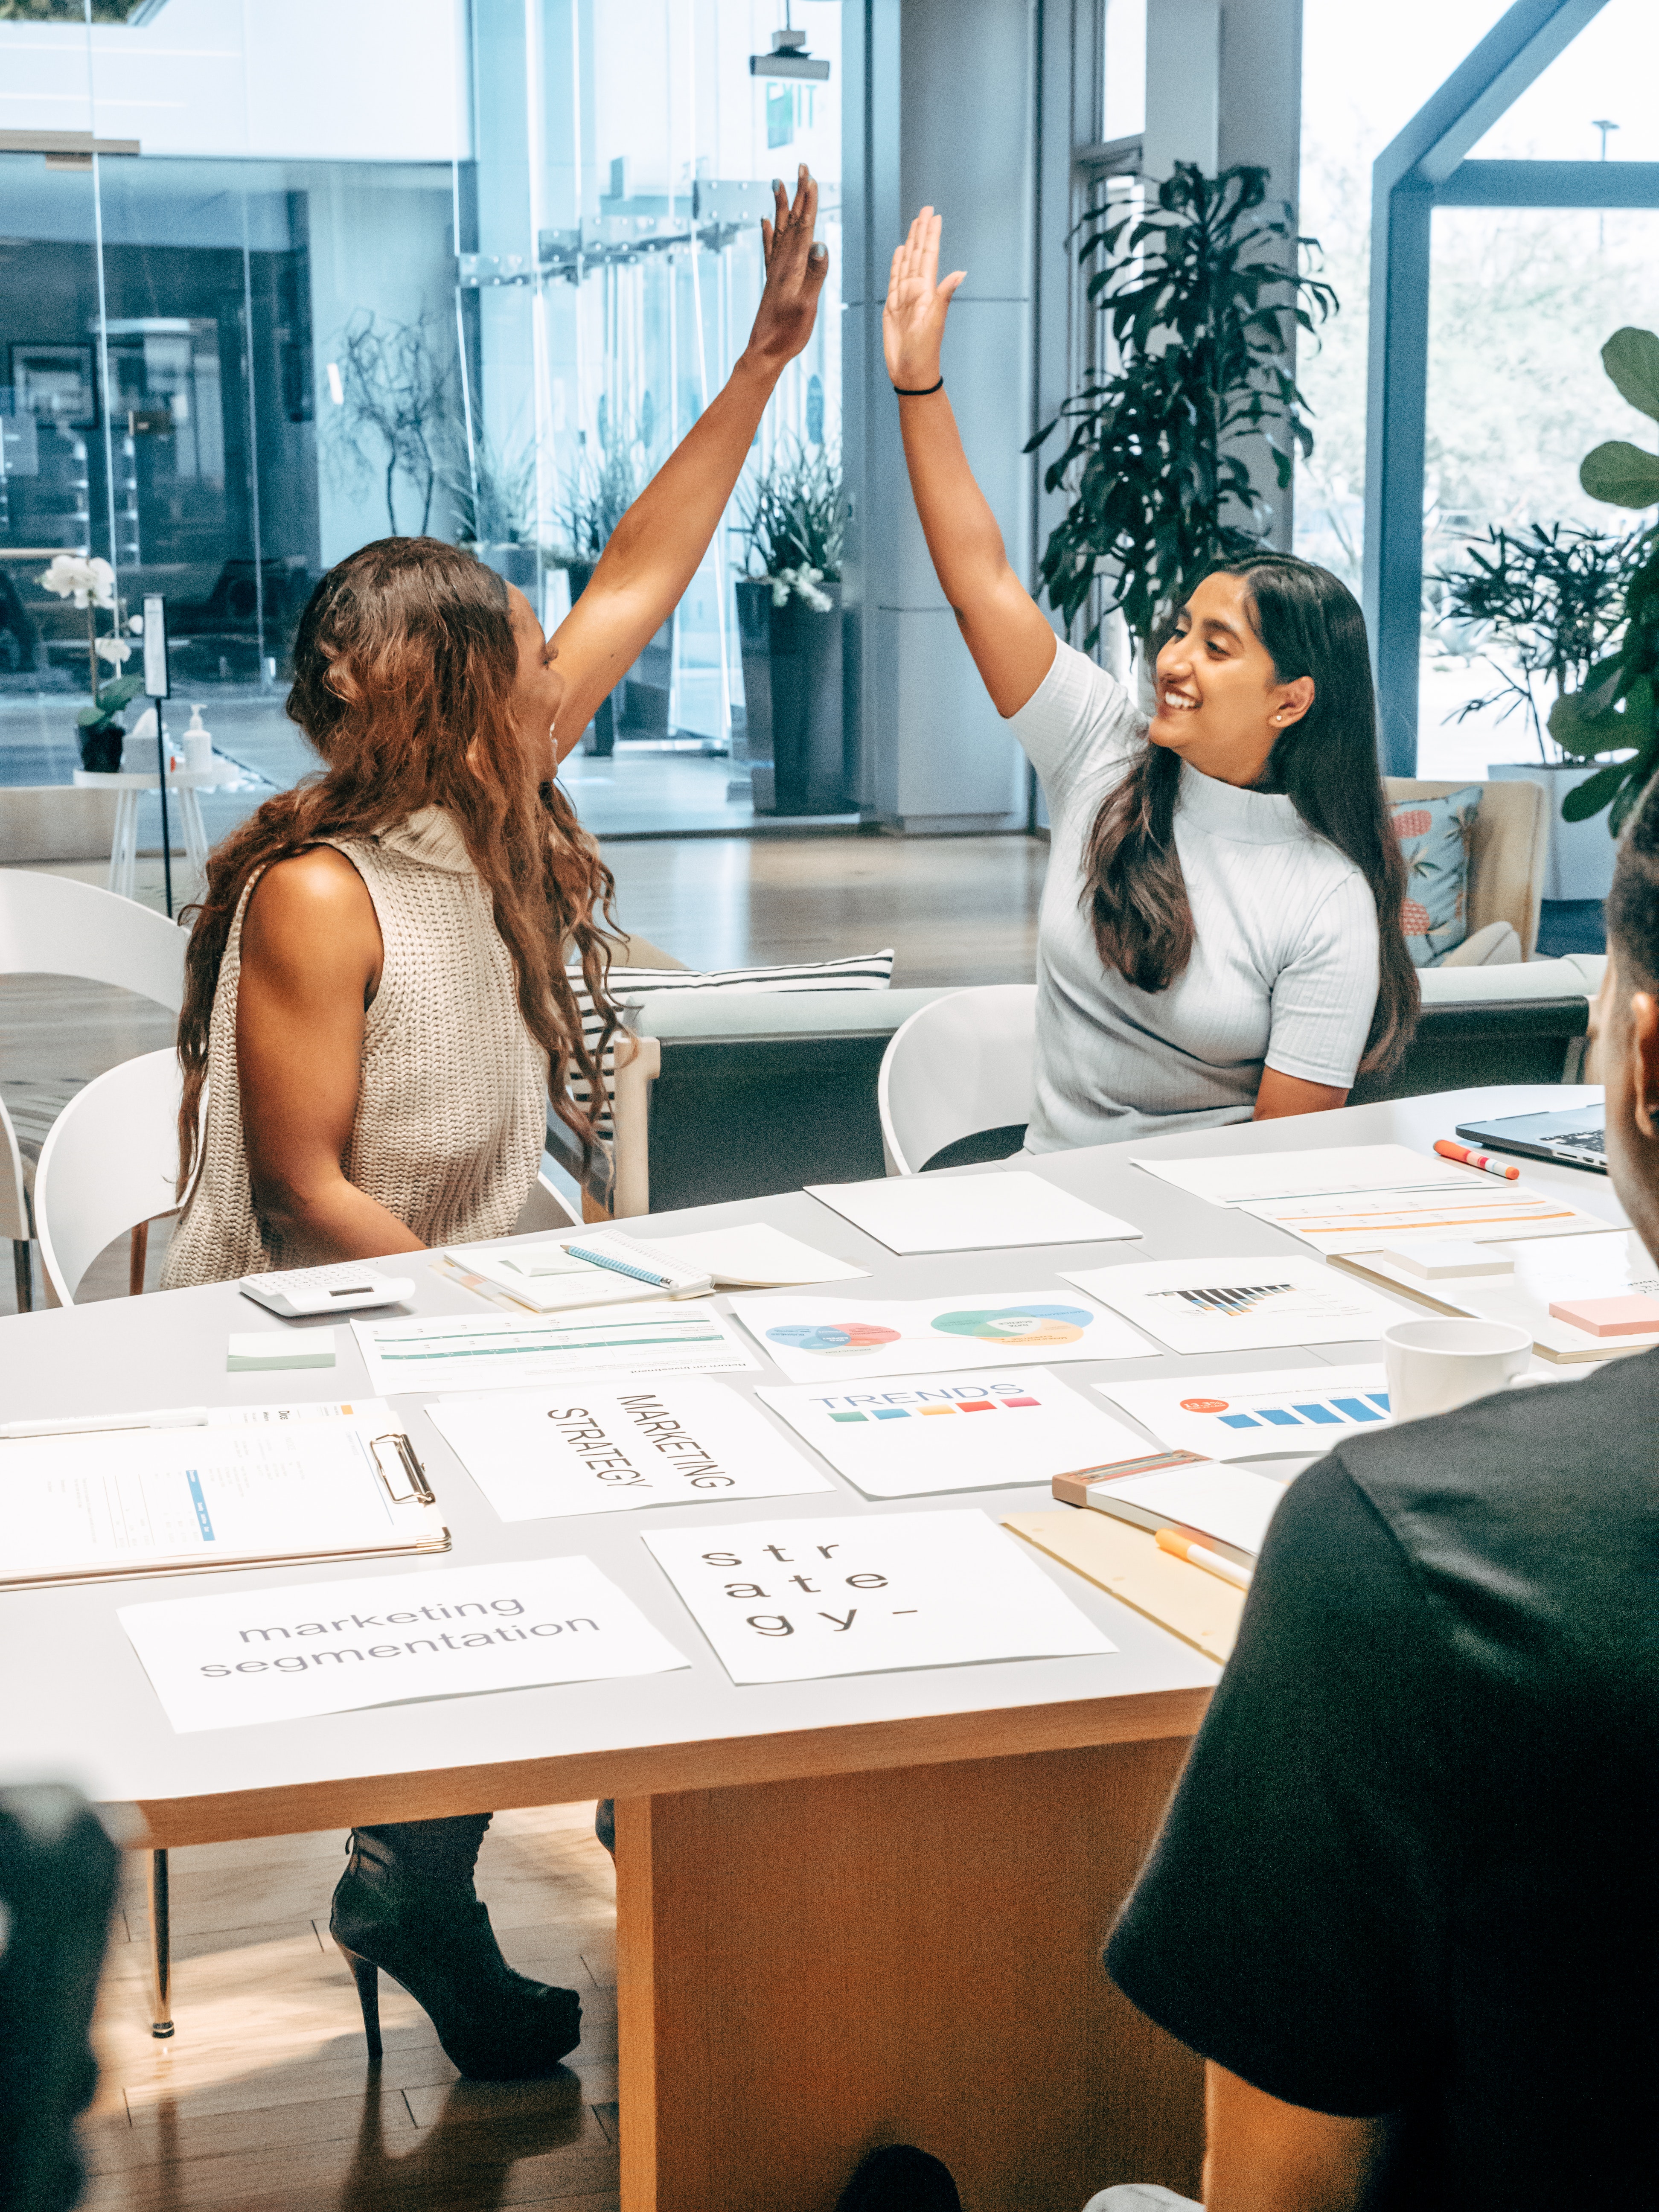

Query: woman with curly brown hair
<box><xmin>160</xmin><ymin>171</ymin><xmax>829</xmax><ymax>2082</ymax></box>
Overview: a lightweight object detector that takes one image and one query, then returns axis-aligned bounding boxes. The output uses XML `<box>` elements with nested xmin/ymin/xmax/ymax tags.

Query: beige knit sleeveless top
<box><xmin>162</xmin><ymin>807</ymin><xmax>548</xmax><ymax>1289</ymax></box>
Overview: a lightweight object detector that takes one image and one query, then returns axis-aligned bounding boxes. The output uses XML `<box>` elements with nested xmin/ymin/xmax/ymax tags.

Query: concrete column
<box><xmin>844</xmin><ymin>0</ymin><xmax>1037</xmax><ymax>834</ymax></box>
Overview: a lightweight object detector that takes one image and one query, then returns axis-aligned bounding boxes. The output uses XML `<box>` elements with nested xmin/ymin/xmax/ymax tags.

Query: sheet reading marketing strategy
<box><xmin>427</xmin><ymin>1378</ymin><xmax>833</xmax><ymax>1522</ymax></box>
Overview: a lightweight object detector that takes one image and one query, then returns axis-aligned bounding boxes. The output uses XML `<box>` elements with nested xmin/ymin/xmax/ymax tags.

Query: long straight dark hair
<box><xmin>1082</xmin><ymin>552</ymin><xmax>1418</xmax><ymax>1075</ymax></box>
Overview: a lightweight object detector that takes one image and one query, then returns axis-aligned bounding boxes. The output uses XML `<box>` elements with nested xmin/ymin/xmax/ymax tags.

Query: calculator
<box><xmin>239</xmin><ymin>1263</ymin><xmax>416</xmax><ymax>1318</ymax></box>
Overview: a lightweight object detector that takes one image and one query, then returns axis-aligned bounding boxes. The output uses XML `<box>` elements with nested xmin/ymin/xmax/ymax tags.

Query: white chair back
<box><xmin>34</xmin><ymin>1050</ymin><xmax>183</xmax><ymax>1308</ymax></box>
<box><xmin>0</xmin><ymin>870</ymin><xmax>186</xmax><ymax>1010</ymax></box>
<box><xmin>512</xmin><ymin>1169</ymin><xmax>582</xmax><ymax>1235</ymax></box>
<box><xmin>878</xmin><ymin>985</ymin><xmax>1039</xmax><ymax>1175</ymax></box>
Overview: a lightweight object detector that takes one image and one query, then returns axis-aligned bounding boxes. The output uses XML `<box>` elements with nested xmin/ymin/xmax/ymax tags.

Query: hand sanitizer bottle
<box><xmin>183</xmin><ymin>704</ymin><xmax>214</xmax><ymax>774</ymax></box>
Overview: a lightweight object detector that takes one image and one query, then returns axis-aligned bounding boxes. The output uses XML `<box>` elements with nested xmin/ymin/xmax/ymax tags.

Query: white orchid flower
<box><xmin>37</xmin><ymin>553</ymin><xmax>117</xmax><ymax>610</ymax></box>
<box><xmin>95</xmin><ymin>634</ymin><xmax>135</xmax><ymax>668</ymax></box>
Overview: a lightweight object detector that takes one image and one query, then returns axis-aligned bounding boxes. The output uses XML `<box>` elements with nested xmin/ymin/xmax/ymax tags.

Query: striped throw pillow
<box><xmin>564</xmin><ymin>950</ymin><xmax>896</xmax><ymax>1141</ymax></box>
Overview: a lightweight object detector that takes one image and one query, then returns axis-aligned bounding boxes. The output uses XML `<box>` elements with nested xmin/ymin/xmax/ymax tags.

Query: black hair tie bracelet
<box><xmin>891</xmin><ymin>377</ymin><xmax>944</xmax><ymax>396</ymax></box>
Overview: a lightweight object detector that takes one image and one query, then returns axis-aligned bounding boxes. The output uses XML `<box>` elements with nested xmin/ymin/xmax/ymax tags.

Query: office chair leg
<box><xmin>11</xmin><ymin>1238</ymin><xmax>29</xmax><ymax>1313</ymax></box>
<box><xmin>148</xmin><ymin>1848</ymin><xmax>174</xmax><ymax>2038</ymax></box>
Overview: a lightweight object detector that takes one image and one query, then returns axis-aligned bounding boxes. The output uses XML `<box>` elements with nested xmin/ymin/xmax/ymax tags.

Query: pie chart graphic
<box><xmin>765</xmin><ymin>1321</ymin><xmax>904</xmax><ymax>1355</ymax></box>
<box><xmin>929</xmin><ymin>1303</ymin><xmax>1094</xmax><ymax>1347</ymax></box>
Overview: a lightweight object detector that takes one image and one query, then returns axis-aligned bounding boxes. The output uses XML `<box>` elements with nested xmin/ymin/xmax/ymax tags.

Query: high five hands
<box><xmin>883</xmin><ymin>207</ymin><xmax>966</xmax><ymax>391</ymax></box>
<box><xmin>746</xmin><ymin>165</ymin><xmax>831</xmax><ymax>372</ymax></box>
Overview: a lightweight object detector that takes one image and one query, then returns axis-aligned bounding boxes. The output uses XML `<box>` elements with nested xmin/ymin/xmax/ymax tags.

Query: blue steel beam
<box><xmin>1436</xmin><ymin>160</ymin><xmax>1659</xmax><ymax>207</ymax></box>
<box><xmin>1362</xmin><ymin>0</ymin><xmax>1610</xmax><ymax>775</ymax></box>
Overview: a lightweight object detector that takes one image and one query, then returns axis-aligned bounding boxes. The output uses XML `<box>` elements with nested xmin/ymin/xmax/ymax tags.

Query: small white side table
<box><xmin>72</xmin><ymin>764</ymin><xmax>238</xmax><ymax>903</ymax></box>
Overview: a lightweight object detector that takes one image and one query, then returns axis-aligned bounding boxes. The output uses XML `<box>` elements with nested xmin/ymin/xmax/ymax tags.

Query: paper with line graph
<box><xmin>1096</xmin><ymin>1365</ymin><xmax>1395</xmax><ymax>1462</ymax></box>
<box><xmin>351</xmin><ymin>1304</ymin><xmax>759</xmax><ymax>1396</ymax></box>
<box><xmin>1060</xmin><ymin>1260</ymin><xmax>1418</xmax><ymax>1355</ymax></box>
<box><xmin>755</xmin><ymin>1367</ymin><xmax>1149</xmax><ymax>1498</ymax></box>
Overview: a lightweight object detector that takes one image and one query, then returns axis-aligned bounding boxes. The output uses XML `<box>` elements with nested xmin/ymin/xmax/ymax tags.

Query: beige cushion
<box><xmin>1385</xmin><ymin>777</ymin><xmax>1547</xmax><ymax>959</ymax></box>
<box><xmin>1438</xmin><ymin>920</ymin><xmax>1521</xmax><ymax>968</ymax></box>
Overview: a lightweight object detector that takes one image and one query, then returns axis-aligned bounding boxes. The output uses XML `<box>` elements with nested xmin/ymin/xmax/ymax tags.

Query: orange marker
<box><xmin>1155</xmin><ymin>1528</ymin><xmax>1252</xmax><ymax>1589</ymax></box>
<box><xmin>1434</xmin><ymin>1138</ymin><xmax>1519</xmax><ymax>1181</ymax></box>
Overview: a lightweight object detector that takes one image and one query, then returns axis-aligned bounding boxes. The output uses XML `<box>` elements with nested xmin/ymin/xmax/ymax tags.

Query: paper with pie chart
<box><xmin>1097</xmin><ymin>1364</ymin><xmax>1395</xmax><ymax>1462</ymax></box>
<box><xmin>727</xmin><ymin>1288</ymin><xmax>1157</xmax><ymax>1385</ymax></box>
<box><xmin>1060</xmin><ymin>1259</ymin><xmax>1419</xmax><ymax>1356</ymax></box>
<box><xmin>755</xmin><ymin>1367</ymin><xmax>1152</xmax><ymax>1498</ymax></box>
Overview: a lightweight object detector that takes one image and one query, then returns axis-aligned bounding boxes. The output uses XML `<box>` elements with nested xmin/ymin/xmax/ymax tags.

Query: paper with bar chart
<box><xmin>754</xmin><ymin>1367</ymin><xmax>1150</xmax><ymax>1499</ymax></box>
<box><xmin>1061</xmin><ymin>1260</ymin><xmax>1417</xmax><ymax>1356</ymax></box>
<box><xmin>1096</xmin><ymin>1365</ymin><xmax>1395</xmax><ymax>1461</ymax></box>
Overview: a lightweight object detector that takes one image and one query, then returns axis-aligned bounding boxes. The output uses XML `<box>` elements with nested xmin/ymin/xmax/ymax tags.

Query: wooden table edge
<box><xmin>119</xmin><ymin>1682</ymin><xmax>1214</xmax><ymax>1847</ymax></box>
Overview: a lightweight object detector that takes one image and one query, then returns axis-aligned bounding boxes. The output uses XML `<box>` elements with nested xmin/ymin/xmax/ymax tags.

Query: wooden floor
<box><xmin>84</xmin><ymin>1806</ymin><xmax>622</xmax><ymax>2211</ymax></box>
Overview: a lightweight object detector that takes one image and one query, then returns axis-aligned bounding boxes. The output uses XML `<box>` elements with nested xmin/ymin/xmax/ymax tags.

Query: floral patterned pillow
<box><xmin>1391</xmin><ymin>788</ymin><xmax>1480</xmax><ymax>966</ymax></box>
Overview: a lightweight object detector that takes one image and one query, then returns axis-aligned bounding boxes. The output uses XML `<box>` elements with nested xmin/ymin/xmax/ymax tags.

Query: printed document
<box><xmin>731</xmin><ymin>1287</ymin><xmax>1156</xmax><ymax>1385</ymax></box>
<box><xmin>641</xmin><ymin>1509</ymin><xmax>1116</xmax><ymax>1685</ymax></box>
<box><xmin>119</xmin><ymin>1555</ymin><xmax>690</xmax><ymax>1733</ymax></box>
<box><xmin>428</xmin><ymin>1377</ymin><xmax>833</xmax><ymax>1522</ymax></box>
<box><xmin>352</xmin><ymin>1304</ymin><xmax>759</xmax><ymax>1396</ymax></box>
<box><xmin>803</xmin><ymin>1170</ymin><xmax>1142</xmax><ymax>1254</ymax></box>
<box><xmin>1097</xmin><ymin>1364</ymin><xmax>1393</xmax><ymax>1461</ymax></box>
<box><xmin>756</xmin><ymin>1366</ymin><xmax>1149</xmax><ymax>1499</ymax></box>
<box><xmin>1063</xmin><ymin>1258</ymin><xmax>1416</xmax><ymax>1355</ymax></box>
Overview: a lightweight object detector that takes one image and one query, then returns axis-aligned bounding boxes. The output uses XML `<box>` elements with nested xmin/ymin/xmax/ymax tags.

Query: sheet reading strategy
<box><xmin>0</xmin><ymin>1400</ymin><xmax>444</xmax><ymax>1587</ymax></box>
<box><xmin>427</xmin><ymin>1377</ymin><xmax>833</xmax><ymax>1522</ymax></box>
<box><xmin>1097</xmin><ymin>1365</ymin><xmax>1393</xmax><ymax>1461</ymax></box>
<box><xmin>730</xmin><ymin>1288</ymin><xmax>1156</xmax><ymax>1384</ymax></box>
<box><xmin>1062</xmin><ymin>1258</ymin><xmax>1416</xmax><ymax>1355</ymax></box>
<box><xmin>640</xmin><ymin>1509</ymin><xmax>1117</xmax><ymax>1685</ymax></box>
<box><xmin>755</xmin><ymin>1367</ymin><xmax>1150</xmax><ymax>1499</ymax></box>
<box><xmin>119</xmin><ymin>1555</ymin><xmax>690</xmax><ymax>1733</ymax></box>
<box><xmin>352</xmin><ymin>1304</ymin><xmax>758</xmax><ymax>1396</ymax></box>
<box><xmin>803</xmin><ymin>1170</ymin><xmax>1142</xmax><ymax>1254</ymax></box>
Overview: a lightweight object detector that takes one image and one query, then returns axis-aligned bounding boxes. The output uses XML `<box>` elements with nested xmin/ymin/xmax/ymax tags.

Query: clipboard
<box><xmin>0</xmin><ymin>1400</ymin><xmax>449</xmax><ymax>1590</ymax></box>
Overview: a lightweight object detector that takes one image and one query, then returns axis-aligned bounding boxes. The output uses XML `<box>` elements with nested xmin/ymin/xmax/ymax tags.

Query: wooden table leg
<box><xmin>615</xmin><ymin>1736</ymin><xmax>1204</xmax><ymax>2212</ymax></box>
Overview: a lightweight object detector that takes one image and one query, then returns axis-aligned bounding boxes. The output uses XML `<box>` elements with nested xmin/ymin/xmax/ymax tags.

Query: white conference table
<box><xmin>0</xmin><ymin>1083</ymin><xmax>1617</xmax><ymax>2211</ymax></box>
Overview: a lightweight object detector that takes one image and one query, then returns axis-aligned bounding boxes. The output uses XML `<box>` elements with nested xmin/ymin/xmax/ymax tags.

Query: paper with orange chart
<box><xmin>728</xmin><ymin>1289</ymin><xmax>1156</xmax><ymax>1385</ymax></box>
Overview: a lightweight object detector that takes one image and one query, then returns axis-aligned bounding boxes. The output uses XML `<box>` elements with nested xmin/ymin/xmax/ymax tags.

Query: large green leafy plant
<box><xmin>1028</xmin><ymin>163</ymin><xmax>1336</xmax><ymax>651</ymax></box>
<box><xmin>1548</xmin><ymin>327</ymin><xmax>1659</xmax><ymax>831</ymax></box>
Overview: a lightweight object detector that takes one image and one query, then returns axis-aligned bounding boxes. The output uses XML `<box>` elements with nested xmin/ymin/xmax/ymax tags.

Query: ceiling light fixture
<box><xmin>750</xmin><ymin>3</ymin><xmax>830</xmax><ymax>83</ymax></box>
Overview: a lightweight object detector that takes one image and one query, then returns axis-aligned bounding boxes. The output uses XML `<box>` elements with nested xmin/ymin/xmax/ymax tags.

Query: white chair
<box><xmin>1</xmin><ymin>1092</ymin><xmax>29</xmax><ymax>1313</ymax></box>
<box><xmin>33</xmin><ymin>1050</ymin><xmax>183</xmax><ymax>1308</ymax></box>
<box><xmin>1</xmin><ymin>870</ymin><xmax>185</xmax><ymax>1309</ymax></box>
<box><xmin>878</xmin><ymin>985</ymin><xmax>1038</xmax><ymax>1175</ymax></box>
<box><xmin>512</xmin><ymin>1168</ymin><xmax>582</xmax><ymax>1234</ymax></box>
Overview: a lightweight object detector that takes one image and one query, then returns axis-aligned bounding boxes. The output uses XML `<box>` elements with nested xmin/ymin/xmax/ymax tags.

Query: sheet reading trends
<box><xmin>756</xmin><ymin>1367</ymin><xmax>1150</xmax><ymax>1498</ymax></box>
<box><xmin>729</xmin><ymin>1288</ymin><xmax>1156</xmax><ymax>1383</ymax></box>
<box><xmin>118</xmin><ymin>1556</ymin><xmax>690</xmax><ymax>1733</ymax></box>
<box><xmin>427</xmin><ymin>1378</ymin><xmax>833</xmax><ymax>1522</ymax></box>
<box><xmin>1096</xmin><ymin>1365</ymin><xmax>1394</xmax><ymax>1462</ymax></box>
<box><xmin>351</xmin><ymin>1304</ymin><xmax>759</xmax><ymax>1395</ymax></box>
<box><xmin>641</xmin><ymin>1510</ymin><xmax>1117</xmax><ymax>1685</ymax></box>
<box><xmin>1062</xmin><ymin>1259</ymin><xmax>1416</xmax><ymax>1354</ymax></box>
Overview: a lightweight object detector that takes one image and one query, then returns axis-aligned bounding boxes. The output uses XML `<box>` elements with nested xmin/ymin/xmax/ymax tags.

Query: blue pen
<box><xmin>565</xmin><ymin>1243</ymin><xmax>676</xmax><ymax>1289</ymax></box>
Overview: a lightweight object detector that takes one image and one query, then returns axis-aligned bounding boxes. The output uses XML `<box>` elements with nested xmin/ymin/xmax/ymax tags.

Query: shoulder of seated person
<box><xmin>244</xmin><ymin>847</ymin><xmax>378</xmax><ymax>953</ymax></box>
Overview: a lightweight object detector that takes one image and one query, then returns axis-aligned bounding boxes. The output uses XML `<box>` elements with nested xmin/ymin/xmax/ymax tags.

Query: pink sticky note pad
<box><xmin>1548</xmin><ymin>1294</ymin><xmax>1659</xmax><ymax>1338</ymax></box>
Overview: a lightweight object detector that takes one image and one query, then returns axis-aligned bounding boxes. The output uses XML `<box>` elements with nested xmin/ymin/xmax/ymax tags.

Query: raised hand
<box><xmin>746</xmin><ymin>165</ymin><xmax>830</xmax><ymax>372</ymax></box>
<box><xmin>882</xmin><ymin>207</ymin><xmax>966</xmax><ymax>391</ymax></box>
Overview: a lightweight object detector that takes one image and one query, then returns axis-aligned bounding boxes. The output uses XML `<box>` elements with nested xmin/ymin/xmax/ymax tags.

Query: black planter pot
<box><xmin>77</xmin><ymin>719</ymin><xmax>124</xmax><ymax>774</ymax></box>
<box><xmin>735</xmin><ymin>577</ymin><xmax>849</xmax><ymax>816</ymax></box>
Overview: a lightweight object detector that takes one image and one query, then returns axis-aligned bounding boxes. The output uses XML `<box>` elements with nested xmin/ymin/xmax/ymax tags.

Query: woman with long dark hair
<box><xmin>159</xmin><ymin>172</ymin><xmax>829</xmax><ymax>2081</ymax></box>
<box><xmin>884</xmin><ymin>209</ymin><xmax>1417</xmax><ymax>1150</ymax></box>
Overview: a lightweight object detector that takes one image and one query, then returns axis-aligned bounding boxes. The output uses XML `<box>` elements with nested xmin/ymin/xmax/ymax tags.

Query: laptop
<box><xmin>1454</xmin><ymin>1105</ymin><xmax>1607</xmax><ymax>1174</ymax></box>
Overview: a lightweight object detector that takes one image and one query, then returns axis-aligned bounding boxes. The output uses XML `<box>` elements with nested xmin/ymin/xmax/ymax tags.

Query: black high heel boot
<box><xmin>329</xmin><ymin>1816</ymin><xmax>581</xmax><ymax>2080</ymax></box>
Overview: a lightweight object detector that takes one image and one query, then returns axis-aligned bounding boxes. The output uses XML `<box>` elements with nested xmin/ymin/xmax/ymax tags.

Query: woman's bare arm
<box><xmin>882</xmin><ymin>207</ymin><xmax>1057</xmax><ymax>718</ymax></box>
<box><xmin>1254</xmin><ymin>1069</ymin><xmax>1350</xmax><ymax>1121</ymax></box>
<box><xmin>550</xmin><ymin>167</ymin><xmax>830</xmax><ymax>754</ymax></box>
<box><xmin>235</xmin><ymin>850</ymin><xmax>426</xmax><ymax>1264</ymax></box>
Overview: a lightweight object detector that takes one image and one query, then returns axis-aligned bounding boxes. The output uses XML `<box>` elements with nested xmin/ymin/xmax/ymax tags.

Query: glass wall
<box><xmin>1295</xmin><ymin>0</ymin><xmax>1659</xmax><ymax>777</ymax></box>
<box><xmin>0</xmin><ymin>0</ymin><xmax>844</xmax><ymax>842</ymax></box>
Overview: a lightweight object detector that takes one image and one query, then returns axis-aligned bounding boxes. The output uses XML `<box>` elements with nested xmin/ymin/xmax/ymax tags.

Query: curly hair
<box><xmin>175</xmin><ymin>537</ymin><xmax>620</xmax><ymax>1197</ymax></box>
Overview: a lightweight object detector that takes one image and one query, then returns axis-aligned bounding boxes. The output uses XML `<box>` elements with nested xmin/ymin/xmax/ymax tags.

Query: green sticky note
<box><xmin>227</xmin><ymin>1328</ymin><xmax>337</xmax><ymax>1372</ymax></box>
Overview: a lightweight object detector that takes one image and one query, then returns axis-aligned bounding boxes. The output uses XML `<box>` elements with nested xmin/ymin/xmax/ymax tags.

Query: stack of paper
<box><xmin>1334</xmin><ymin>1230</ymin><xmax>1659</xmax><ymax>1364</ymax></box>
<box><xmin>804</xmin><ymin>1170</ymin><xmax>1142</xmax><ymax>1254</ymax></box>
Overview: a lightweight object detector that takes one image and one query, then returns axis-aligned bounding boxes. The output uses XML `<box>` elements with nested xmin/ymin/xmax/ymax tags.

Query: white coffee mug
<box><xmin>1382</xmin><ymin>1317</ymin><xmax>1532</xmax><ymax>1424</ymax></box>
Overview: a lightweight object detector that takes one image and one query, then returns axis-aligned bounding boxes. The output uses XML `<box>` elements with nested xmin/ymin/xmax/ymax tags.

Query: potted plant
<box><xmin>1431</xmin><ymin>520</ymin><xmax>1642</xmax><ymax>900</ymax></box>
<box><xmin>447</xmin><ymin>434</ymin><xmax>539</xmax><ymax>593</ymax></box>
<box><xmin>1027</xmin><ymin>162</ymin><xmax>1336</xmax><ymax>657</ymax></box>
<box><xmin>37</xmin><ymin>553</ymin><xmax>145</xmax><ymax>772</ymax></box>
<box><xmin>1547</xmin><ymin>326</ymin><xmax>1659</xmax><ymax>844</ymax></box>
<box><xmin>554</xmin><ymin>422</ymin><xmax>659</xmax><ymax>757</ymax></box>
<box><xmin>734</xmin><ymin>440</ymin><xmax>847</xmax><ymax>814</ymax></box>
